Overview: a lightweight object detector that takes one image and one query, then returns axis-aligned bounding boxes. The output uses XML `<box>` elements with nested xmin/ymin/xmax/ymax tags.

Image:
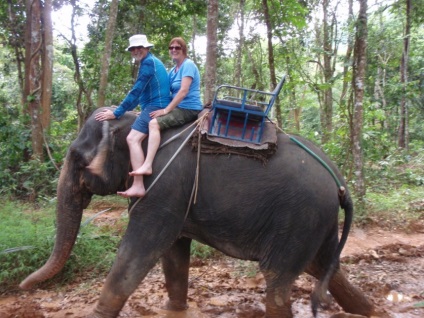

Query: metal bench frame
<box><xmin>208</xmin><ymin>75</ymin><xmax>286</xmax><ymax>143</ymax></box>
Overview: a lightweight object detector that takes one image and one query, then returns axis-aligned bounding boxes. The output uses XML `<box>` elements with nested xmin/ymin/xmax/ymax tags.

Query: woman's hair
<box><xmin>169</xmin><ymin>37</ymin><xmax>188</xmax><ymax>56</ymax></box>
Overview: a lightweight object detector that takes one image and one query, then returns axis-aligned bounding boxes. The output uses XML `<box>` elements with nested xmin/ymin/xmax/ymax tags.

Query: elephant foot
<box><xmin>163</xmin><ymin>299</ymin><xmax>188</xmax><ymax>311</ymax></box>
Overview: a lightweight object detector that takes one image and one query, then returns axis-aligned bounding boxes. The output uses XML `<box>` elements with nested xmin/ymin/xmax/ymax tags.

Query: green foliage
<box><xmin>0</xmin><ymin>40</ymin><xmax>78</xmax><ymax>201</ymax></box>
<box><xmin>0</xmin><ymin>110</ymin><xmax>65</xmax><ymax>200</ymax></box>
<box><xmin>190</xmin><ymin>241</ymin><xmax>216</xmax><ymax>259</ymax></box>
<box><xmin>234</xmin><ymin>260</ymin><xmax>258</xmax><ymax>278</ymax></box>
<box><xmin>360</xmin><ymin>150</ymin><xmax>424</xmax><ymax>221</ymax></box>
<box><xmin>0</xmin><ymin>201</ymin><xmax>122</xmax><ymax>292</ymax></box>
<box><xmin>0</xmin><ymin>201</ymin><xmax>55</xmax><ymax>290</ymax></box>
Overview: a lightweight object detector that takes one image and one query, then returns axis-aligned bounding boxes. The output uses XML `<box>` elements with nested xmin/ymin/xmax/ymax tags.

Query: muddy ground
<box><xmin>1</xmin><ymin>203</ymin><xmax>423</xmax><ymax>318</ymax></box>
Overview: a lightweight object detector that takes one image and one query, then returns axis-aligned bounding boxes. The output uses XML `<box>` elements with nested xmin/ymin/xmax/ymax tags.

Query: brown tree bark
<box><xmin>7</xmin><ymin>0</ymin><xmax>26</xmax><ymax>104</ymax></box>
<box><xmin>191</xmin><ymin>16</ymin><xmax>198</xmax><ymax>66</ymax></box>
<box><xmin>321</xmin><ymin>0</ymin><xmax>334</xmax><ymax>143</ymax></box>
<box><xmin>234</xmin><ymin>0</ymin><xmax>245</xmax><ymax>89</ymax></box>
<box><xmin>24</xmin><ymin>0</ymin><xmax>43</xmax><ymax>160</ymax></box>
<box><xmin>41</xmin><ymin>0</ymin><xmax>53</xmax><ymax>131</ymax></box>
<box><xmin>262</xmin><ymin>0</ymin><xmax>281</xmax><ymax>126</ymax></box>
<box><xmin>398</xmin><ymin>0</ymin><xmax>411</xmax><ymax>149</ymax></box>
<box><xmin>351</xmin><ymin>0</ymin><xmax>368</xmax><ymax>200</ymax></box>
<box><xmin>66</xmin><ymin>0</ymin><xmax>93</xmax><ymax>130</ymax></box>
<box><xmin>339</xmin><ymin>0</ymin><xmax>354</xmax><ymax>107</ymax></box>
<box><xmin>97</xmin><ymin>0</ymin><xmax>119</xmax><ymax>108</ymax></box>
<box><xmin>204</xmin><ymin>0</ymin><xmax>218</xmax><ymax>105</ymax></box>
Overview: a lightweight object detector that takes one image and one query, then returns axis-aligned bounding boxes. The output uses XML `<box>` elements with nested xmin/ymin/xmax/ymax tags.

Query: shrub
<box><xmin>0</xmin><ymin>201</ymin><xmax>121</xmax><ymax>292</ymax></box>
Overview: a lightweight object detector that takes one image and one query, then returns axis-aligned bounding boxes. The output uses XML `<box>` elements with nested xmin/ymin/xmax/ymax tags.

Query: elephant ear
<box><xmin>86</xmin><ymin>121</ymin><xmax>111</xmax><ymax>178</ymax></box>
<box><xmin>80</xmin><ymin>111</ymin><xmax>134</xmax><ymax>195</ymax></box>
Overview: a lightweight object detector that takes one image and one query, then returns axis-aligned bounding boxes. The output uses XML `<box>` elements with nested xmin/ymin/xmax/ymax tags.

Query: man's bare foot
<box><xmin>129</xmin><ymin>164</ymin><xmax>153</xmax><ymax>176</ymax></box>
<box><xmin>117</xmin><ymin>186</ymin><xmax>145</xmax><ymax>198</ymax></box>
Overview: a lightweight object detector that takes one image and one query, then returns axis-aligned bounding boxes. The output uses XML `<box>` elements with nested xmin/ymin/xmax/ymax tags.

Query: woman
<box><xmin>95</xmin><ymin>34</ymin><xmax>170</xmax><ymax>198</ymax></box>
<box><xmin>130</xmin><ymin>37</ymin><xmax>203</xmax><ymax>177</ymax></box>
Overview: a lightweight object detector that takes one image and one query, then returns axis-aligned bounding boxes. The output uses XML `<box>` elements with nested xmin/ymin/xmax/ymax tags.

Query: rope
<box><xmin>184</xmin><ymin>112</ymin><xmax>209</xmax><ymax>219</ymax></box>
<box><xmin>288</xmin><ymin>136</ymin><xmax>343</xmax><ymax>189</ymax></box>
<box><xmin>128</xmin><ymin>126</ymin><xmax>197</xmax><ymax>215</ymax></box>
<box><xmin>128</xmin><ymin>111</ymin><xmax>210</xmax><ymax>216</ymax></box>
<box><xmin>269</xmin><ymin>118</ymin><xmax>344</xmax><ymax>190</ymax></box>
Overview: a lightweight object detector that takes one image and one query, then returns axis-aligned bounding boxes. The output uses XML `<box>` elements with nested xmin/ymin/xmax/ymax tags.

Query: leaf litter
<box><xmin>1</xmin><ymin>211</ymin><xmax>423</xmax><ymax>318</ymax></box>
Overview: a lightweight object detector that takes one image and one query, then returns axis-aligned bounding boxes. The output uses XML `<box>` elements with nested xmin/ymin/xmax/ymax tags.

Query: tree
<box><xmin>397</xmin><ymin>0</ymin><xmax>411</xmax><ymax>149</ymax></box>
<box><xmin>204</xmin><ymin>0</ymin><xmax>219</xmax><ymax>105</ymax></box>
<box><xmin>351</xmin><ymin>0</ymin><xmax>368</xmax><ymax>201</ymax></box>
<box><xmin>1</xmin><ymin>0</ymin><xmax>26</xmax><ymax>104</ymax></box>
<box><xmin>319</xmin><ymin>0</ymin><xmax>337</xmax><ymax>143</ymax></box>
<box><xmin>24</xmin><ymin>0</ymin><xmax>41</xmax><ymax>157</ymax></box>
<box><xmin>261</xmin><ymin>0</ymin><xmax>280</xmax><ymax>125</ymax></box>
<box><xmin>234</xmin><ymin>0</ymin><xmax>245</xmax><ymax>88</ymax></box>
<box><xmin>97</xmin><ymin>0</ymin><xmax>119</xmax><ymax>108</ymax></box>
<box><xmin>41</xmin><ymin>0</ymin><xmax>53</xmax><ymax>131</ymax></box>
<box><xmin>65</xmin><ymin>0</ymin><xmax>94</xmax><ymax>130</ymax></box>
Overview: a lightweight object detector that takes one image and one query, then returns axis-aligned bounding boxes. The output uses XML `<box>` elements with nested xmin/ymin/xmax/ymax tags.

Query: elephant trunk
<box><xmin>20</xmin><ymin>161</ymin><xmax>89</xmax><ymax>290</ymax></box>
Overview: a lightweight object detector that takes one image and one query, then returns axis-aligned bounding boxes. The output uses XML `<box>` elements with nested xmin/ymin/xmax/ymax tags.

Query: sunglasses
<box><xmin>169</xmin><ymin>46</ymin><xmax>182</xmax><ymax>51</ymax></box>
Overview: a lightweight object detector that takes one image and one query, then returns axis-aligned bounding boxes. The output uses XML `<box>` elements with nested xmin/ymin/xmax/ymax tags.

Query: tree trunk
<box><xmin>397</xmin><ymin>0</ymin><xmax>411</xmax><ymax>150</ymax></box>
<box><xmin>321</xmin><ymin>0</ymin><xmax>334</xmax><ymax>143</ymax></box>
<box><xmin>246</xmin><ymin>44</ymin><xmax>264</xmax><ymax>91</ymax></box>
<box><xmin>97</xmin><ymin>0</ymin><xmax>119</xmax><ymax>108</ymax></box>
<box><xmin>7</xmin><ymin>0</ymin><xmax>26</xmax><ymax>104</ymax></box>
<box><xmin>67</xmin><ymin>0</ymin><xmax>93</xmax><ymax>130</ymax></box>
<box><xmin>234</xmin><ymin>0</ymin><xmax>245</xmax><ymax>89</ymax></box>
<box><xmin>262</xmin><ymin>0</ymin><xmax>281</xmax><ymax>126</ymax></box>
<box><xmin>24</xmin><ymin>0</ymin><xmax>43</xmax><ymax>160</ymax></box>
<box><xmin>339</xmin><ymin>0</ymin><xmax>354</xmax><ymax>107</ymax></box>
<box><xmin>351</xmin><ymin>0</ymin><xmax>368</xmax><ymax>201</ymax></box>
<box><xmin>285</xmin><ymin>55</ymin><xmax>301</xmax><ymax>132</ymax></box>
<box><xmin>41</xmin><ymin>0</ymin><xmax>53</xmax><ymax>131</ymax></box>
<box><xmin>191</xmin><ymin>16</ymin><xmax>198</xmax><ymax>66</ymax></box>
<box><xmin>204</xmin><ymin>0</ymin><xmax>218</xmax><ymax>105</ymax></box>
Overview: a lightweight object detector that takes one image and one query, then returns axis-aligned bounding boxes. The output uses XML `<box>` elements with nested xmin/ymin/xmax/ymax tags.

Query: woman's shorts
<box><xmin>157</xmin><ymin>108</ymin><xmax>200</xmax><ymax>130</ymax></box>
<box><xmin>131</xmin><ymin>106</ymin><xmax>164</xmax><ymax>134</ymax></box>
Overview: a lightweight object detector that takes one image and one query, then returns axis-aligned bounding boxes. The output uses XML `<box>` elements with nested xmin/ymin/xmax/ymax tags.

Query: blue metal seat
<box><xmin>209</xmin><ymin>75</ymin><xmax>286</xmax><ymax>143</ymax></box>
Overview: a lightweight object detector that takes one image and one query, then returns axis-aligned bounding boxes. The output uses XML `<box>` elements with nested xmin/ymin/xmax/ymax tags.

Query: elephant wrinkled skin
<box><xmin>20</xmin><ymin>107</ymin><xmax>375</xmax><ymax>318</ymax></box>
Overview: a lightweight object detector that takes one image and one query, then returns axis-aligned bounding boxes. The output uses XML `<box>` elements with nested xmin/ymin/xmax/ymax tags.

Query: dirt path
<box><xmin>1</xmin><ymin>225</ymin><xmax>423</xmax><ymax>318</ymax></box>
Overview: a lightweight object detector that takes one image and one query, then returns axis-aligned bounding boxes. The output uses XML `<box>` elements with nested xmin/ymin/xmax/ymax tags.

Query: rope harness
<box><xmin>128</xmin><ymin>111</ymin><xmax>210</xmax><ymax>216</ymax></box>
<box><xmin>270</xmin><ymin>119</ymin><xmax>346</xmax><ymax>202</ymax></box>
<box><xmin>128</xmin><ymin>112</ymin><xmax>346</xmax><ymax>216</ymax></box>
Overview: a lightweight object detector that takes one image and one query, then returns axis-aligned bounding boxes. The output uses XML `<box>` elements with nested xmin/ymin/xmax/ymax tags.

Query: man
<box><xmin>95</xmin><ymin>34</ymin><xmax>170</xmax><ymax>198</ymax></box>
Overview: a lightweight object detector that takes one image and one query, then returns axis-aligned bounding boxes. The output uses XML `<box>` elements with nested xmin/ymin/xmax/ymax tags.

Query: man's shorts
<box><xmin>157</xmin><ymin>108</ymin><xmax>200</xmax><ymax>130</ymax></box>
<box><xmin>131</xmin><ymin>105</ymin><xmax>163</xmax><ymax>134</ymax></box>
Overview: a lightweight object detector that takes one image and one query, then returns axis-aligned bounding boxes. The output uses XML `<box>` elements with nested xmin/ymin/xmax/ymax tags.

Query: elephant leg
<box><xmin>262</xmin><ymin>271</ymin><xmax>295</xmax><ymax>318</ymax></box>
<box><xmin>161</xmin><ymin>237</ymin><xmax>192</xmax><ymax>311</ymax></box>
<box><xmin>90</xmin><ymin>210</ymin><xmax>186</xmax><ymax>318</ymax></box>
<box><xmin>306</xmin><ymin>264</ymin><xmax>375</xmax><ymax>317</ymax></box>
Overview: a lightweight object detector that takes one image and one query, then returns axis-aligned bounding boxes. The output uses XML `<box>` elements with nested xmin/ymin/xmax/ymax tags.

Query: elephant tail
<box><xmin>311</xmin><ymin>187</ymin><xmax>353</xmax><ymax>317</ymax></box>
<box><xmin>86</xmin><ymin>121</ymin><xmax>110</xmax><ymax>179</ymax></box>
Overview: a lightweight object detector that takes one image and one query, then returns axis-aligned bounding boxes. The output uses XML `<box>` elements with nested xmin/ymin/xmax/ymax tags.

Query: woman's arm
<box><xmin>150</xmin><ymin>76</ymin><xmax>192</xmax><ymax>118</ymax></box>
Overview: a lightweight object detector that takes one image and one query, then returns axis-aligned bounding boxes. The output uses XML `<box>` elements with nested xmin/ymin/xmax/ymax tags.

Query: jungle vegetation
<box><xmin>0</xmin><ymin>0</ymin><xmax>423</xmax><ymax>212</ymax></box>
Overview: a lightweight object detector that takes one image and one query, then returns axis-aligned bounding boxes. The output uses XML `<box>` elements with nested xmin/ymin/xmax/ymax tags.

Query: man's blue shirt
<box><xmin>114</xmin><ymin>52</ymin><xmax>171</xmax><ymax>119</ymax></box>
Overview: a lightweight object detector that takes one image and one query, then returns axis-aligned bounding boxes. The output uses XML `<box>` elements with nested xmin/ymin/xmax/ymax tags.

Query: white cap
<box><xmin>126</xmin><ymin>34</ymin><xmax>154</xmax><ymax>51</ymax></box>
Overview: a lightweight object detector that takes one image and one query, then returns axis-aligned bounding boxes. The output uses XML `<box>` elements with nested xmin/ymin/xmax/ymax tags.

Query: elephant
<box><xmin>20</xmin><ymin>107</ymin><xmax>376</xmax><ymax>318</ymax></box>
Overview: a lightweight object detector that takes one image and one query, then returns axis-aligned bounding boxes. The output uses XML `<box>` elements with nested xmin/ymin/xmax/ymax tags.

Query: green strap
<box><xmin>289</xmin><ymin>136</ymin><xmax>343</xmax><ymax>189</ymax></box>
